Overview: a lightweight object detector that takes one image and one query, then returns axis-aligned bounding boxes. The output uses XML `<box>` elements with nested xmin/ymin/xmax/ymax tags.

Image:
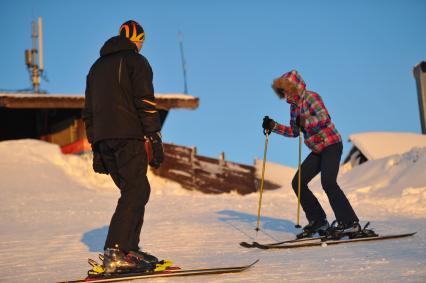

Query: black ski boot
<box><xmin>325</xmin><ymin>220</ymin><xmax>363</xmax><ymax>240</ymax></box>
<box><xmin>296</xmin><ymin>219</ymin><xmax>329</xmax><ymax>239</ymax></box>
<box><xmin>347</xmin><ymin>222</ymin><xmax>378</xmax><ymax>239</ymax></box>
<box><xmin>102</xmin><ymin>248</ymin><xmax>154</xmax><ymax>275</ymax></box>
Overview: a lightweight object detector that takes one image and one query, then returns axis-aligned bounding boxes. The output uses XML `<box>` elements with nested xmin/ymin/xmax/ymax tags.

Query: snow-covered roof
<box><xmin>0</xmin><ymin>92</ymin><xmax>199</xmax><ymax>110</ymax></box>
<box><xmin>348</xmin><ymin>132</ymin><xmax>426</xmax><ymax>160</ymax></box>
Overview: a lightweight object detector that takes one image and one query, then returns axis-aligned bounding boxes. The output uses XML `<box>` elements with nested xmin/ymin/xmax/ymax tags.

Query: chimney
<box><xmin>413</xmin><ymin>61</ymin><xmax>426</xmax><ymax>134</ymax></box>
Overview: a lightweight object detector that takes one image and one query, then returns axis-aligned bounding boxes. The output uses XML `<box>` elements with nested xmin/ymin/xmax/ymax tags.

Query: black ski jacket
<box><xmin>83</xmin><ymin>36</ymin><xmax>161</xmax><ymax>145</ymax></box>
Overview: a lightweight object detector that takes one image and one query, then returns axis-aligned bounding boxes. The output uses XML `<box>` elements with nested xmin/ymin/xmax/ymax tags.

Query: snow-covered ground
<box><xmin>0</xmin><ymin>139</ymin><xmax>425</xmax><ymax>283</ymax></box>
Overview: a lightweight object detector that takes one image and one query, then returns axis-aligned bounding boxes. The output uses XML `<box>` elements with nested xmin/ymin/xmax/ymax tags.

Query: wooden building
<box><xmin>0</xmin><ymin>92</ymin><xmax>267</xmax><ymax>195</ymax></box>
<box><xmin>0</xmin><ymin>92</ymin><xmax>199</xmax><ymax>153</ymax></box>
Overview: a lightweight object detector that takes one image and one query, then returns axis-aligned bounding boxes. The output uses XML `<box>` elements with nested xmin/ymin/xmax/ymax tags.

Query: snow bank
<box><xmin>254</xmin><ymin>159</ymin><xmax>295</xmax><ymax>189</ymax></box>
<box><xmin>0</xmin><ymin>139</ymin><xmax>117</xmax><ymax>191</ymax></box>
<box><xmin>0</xmin><ymin>139</ymin><xmax>191</xmax><ymax>196</ymax></box>
<box><xmin>339</xmin><ymin>146</ymin><xmax>426</xmax><ymax>218</ymax></box>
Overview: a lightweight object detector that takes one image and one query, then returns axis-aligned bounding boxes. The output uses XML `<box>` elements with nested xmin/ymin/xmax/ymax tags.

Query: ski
<box><xmin>252</xmin><ymin>232</ymin><xmax>416</xmax><ymax>249</ymax></box>
<box><xmin>240</xmin><ymin>235</ymin><xmax>324</xmax><ymax>248</ymax></box>
<box><xmin>56</xmin><ymin>259</ymin><xmax>259</xmax><ymax>283</ymax></box>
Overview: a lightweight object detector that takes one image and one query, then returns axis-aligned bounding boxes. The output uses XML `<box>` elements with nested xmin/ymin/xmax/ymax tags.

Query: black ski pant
<box><xmin>98</xmin><ymin>139</ymin><xmax>150</xmax><ymax>253</ymax></box>
<box><xmin>291</xmin><ymin>142</ymin><xmax>359</xmax><ymax>224</ymax></box>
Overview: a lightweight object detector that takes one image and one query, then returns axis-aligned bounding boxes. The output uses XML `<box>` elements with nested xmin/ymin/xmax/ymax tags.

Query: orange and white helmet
<box><xmin>119</xmin><ymin>20</ymin><xmax>145</xmax><ymax>43</ymax></box>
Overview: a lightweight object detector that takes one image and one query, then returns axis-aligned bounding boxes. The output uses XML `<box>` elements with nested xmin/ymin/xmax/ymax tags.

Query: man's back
<box><xmin>84</xmin><ymin>35</ymin><xmax>158</xmax><ymax>144</ymax></box>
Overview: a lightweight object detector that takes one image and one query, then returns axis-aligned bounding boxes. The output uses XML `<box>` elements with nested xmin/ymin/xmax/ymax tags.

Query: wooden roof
<box><xmin>0</xmin><ymin>93</ymin><xmax>199</xmax><ymax>111</ymax></box>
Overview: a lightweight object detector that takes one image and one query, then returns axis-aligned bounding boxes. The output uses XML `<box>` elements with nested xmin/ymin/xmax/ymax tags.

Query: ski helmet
<box><xmin>119</xmin><ymin>20</ymin><xmax>145</xmax><ymax>42</ymax></box>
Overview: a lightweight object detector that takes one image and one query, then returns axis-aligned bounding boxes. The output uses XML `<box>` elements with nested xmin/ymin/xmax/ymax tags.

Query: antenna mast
<box><xmin>178</xmin><ymin>31</ymin><xmax>188</xmax><ymax>94</ymax></box>
<box><xmin>38</xmin><ymin>17</ymin><xmax>44</xmax><ymax>72</ymax></box>
<box><xmin>25</xmin><ymin>16</ymin><xmax>44</xmax><ymax>93</ymax></box>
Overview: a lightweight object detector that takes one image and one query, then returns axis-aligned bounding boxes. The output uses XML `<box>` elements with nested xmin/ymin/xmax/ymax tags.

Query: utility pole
<box><xmin>178</xmin><ymin>31</ymin><xmax>188</xmax><ymax>94</ymax></box>
<box><xmin>25</xmin><ymin>17</ymin><xmax>44</xmax><ymax>93</ymax></box>
<box><xmin>413</xmin><ymin>61</ymin><xmax>426</xmax><ymax>134</ymax></box>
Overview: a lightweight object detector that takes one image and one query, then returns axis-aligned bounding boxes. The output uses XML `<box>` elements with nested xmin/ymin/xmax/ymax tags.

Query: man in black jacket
<box><xmin>83</xmin><ymin>20</ymin><xmax>164</xmax><ymax>274</ymax></box>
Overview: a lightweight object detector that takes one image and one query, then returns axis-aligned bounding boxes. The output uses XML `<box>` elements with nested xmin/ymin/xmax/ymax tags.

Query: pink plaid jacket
<box><xmin>273</xmin><ymin>90</ymin><xmax>342</xmax><ymax>153</ymax></box>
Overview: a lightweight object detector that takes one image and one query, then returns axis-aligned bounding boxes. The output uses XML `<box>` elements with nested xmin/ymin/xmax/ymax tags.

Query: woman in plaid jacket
<box><xmin>263</xmin><ymin>70</ymin><xmax>360</xmax><ymax>238</ymax></box>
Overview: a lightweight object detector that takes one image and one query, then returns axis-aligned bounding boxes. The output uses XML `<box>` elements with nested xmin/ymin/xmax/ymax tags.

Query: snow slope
<box><xmin>0</xmin><ymin>139</ymin><xmax>425</xmax><ymax>282</ymax></box>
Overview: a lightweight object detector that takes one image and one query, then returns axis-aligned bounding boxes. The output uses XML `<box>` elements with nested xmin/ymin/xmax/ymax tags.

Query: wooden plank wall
<box><xmin>152</xmin><ymin>143</ymin><xmax>257</xmax><ymax>195</ymax></box>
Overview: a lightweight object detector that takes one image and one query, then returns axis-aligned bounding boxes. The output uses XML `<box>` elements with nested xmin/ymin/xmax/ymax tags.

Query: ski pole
<box><xmin>295</xmin><ymin>128</ymin><xmax>302</xmax><ymax>228</ymax></box>
<box><xmin>255</xmin><ymin>131</ymin><xmax>269</xmax><ymax>232</ymax></box>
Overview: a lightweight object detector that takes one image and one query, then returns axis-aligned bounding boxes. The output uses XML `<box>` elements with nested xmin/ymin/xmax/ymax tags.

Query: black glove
<box><xmin>92</xmin><ymin>144</ymin><xmax>108</xmax><ymax>174</ymax></box>
<box><xmin>262</xmin><ymin>116</ymin><xmax>276</xmax><ymax>135</ymax></box>
<box><xmin>295</xmin><ymin>116</ymin><xmax>306</xmax><ymax>129</ymax></box>
<box><xmin>146</xmin><ymin>132</ymin><xmax>164</xmax><ymax>169</ymax></box>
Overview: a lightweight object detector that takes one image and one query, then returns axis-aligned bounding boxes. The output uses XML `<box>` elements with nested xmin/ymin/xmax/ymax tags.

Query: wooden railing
<box><xmin>152</xmin><ymin>143</ymin><xmax>257</xmax><ymax>195</ymax></box>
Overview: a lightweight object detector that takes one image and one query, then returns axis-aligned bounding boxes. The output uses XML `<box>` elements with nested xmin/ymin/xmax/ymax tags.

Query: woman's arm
<box><xmin>272</xmin><ymin>105</ymin><xmax>300</xmax><ymax>137</ymax></box>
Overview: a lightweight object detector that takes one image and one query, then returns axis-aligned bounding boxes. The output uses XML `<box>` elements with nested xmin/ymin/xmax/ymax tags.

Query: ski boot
<box><xmin>296</xmin><ymin>219</ymin><xmax>329</xmax><ymax>239</ymax></box>
<box><xmin>128</xmin><ymin>249</ymin><xmax>159</xmax><ymax>265</ymax></box>
<box><xmin>102</xmin><ymin>247</ymin><xmax>154</xmax><ymax>275</ymax></box>
<box><xmin>324</xmin><ymin>220</ymin><xmax>362</xmax><ymax>240</ymax></box>
<box><xmin>127</xmin><ymin>249</ymin><xmax>174</xmax><ymax>272</ymax></box>
<box><xmin>347</xmin><ymin>222</ymin><xmax>378</xmax><ymax>239</ymax></box>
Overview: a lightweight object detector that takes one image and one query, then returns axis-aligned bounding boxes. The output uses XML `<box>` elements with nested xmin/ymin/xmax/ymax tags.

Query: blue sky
<box><xmin>1</xmin><ymin>0</ymin><xmax>425</xmax><ymax>167</ymax></box>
